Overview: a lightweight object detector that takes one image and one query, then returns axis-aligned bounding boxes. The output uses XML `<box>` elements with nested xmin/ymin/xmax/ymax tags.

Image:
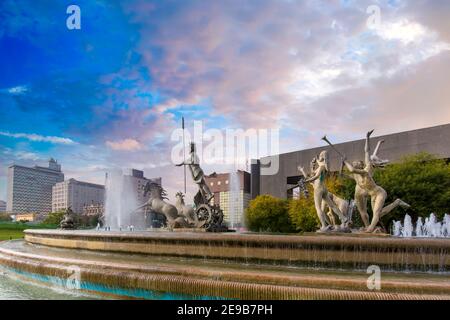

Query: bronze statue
<box><xmin>324</xmin><ymin>130</ymin><xmax>410</xmax><ymax>233</ymax></box>
<box><xmin>136</xmin><ymin>182</ymin><xmax>189</xmax><ymax>229</ymax></box>
<box><xmin>176</xmin><ymin>142</ymin><xmax>214</xmax><ymax>204</ymax></box>
<box><xmin>298</xmin><ymin>151</ymin><xmax>348</xmax><ymax>232</ymax></box>
<box><xmin>60</xmin><ymin>207</ymin><xmax>77</xmax><ymax>230</ymax></box>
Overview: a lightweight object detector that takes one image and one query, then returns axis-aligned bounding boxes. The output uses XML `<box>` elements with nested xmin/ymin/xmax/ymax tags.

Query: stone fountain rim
<box><xmin>24</xmin><ymin>229</ymin><xmax>450</xmax><ymax>249</ymax></box>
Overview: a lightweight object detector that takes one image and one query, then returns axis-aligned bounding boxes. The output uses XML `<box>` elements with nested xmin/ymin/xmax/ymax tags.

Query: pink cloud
<box><xmin>106</xmin><ymin>138</ymin><xmax>143</xmax><ymax>151</ymax></box>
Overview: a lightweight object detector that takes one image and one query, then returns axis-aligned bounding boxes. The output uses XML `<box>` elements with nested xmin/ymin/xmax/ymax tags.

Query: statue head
<box><xmin>318</xmin><ymin>150</ymin><xmax>329</xmax><ymax>171</ymax></box>
<box><xmin>310</xmin><ymin>157</ymin><xmax>318</xmax><ymax>172</ymax></box>
<box><xmin>352</xmin><ymin>160</ymin><xmax>364</xmax><ymax>169</ymax></box>
<box><xmin>370</xmin><ymin>155</ymin><xmax>389</xmax><ymax>168</ymax></box>
<box><xmin>175</xmin><ymin>191</ymin><xmax>185</xmax><ymax>200</ymax></box>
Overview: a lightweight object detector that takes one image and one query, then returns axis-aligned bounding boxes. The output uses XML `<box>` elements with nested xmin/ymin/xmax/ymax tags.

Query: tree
<box><xmin>245</xmin><ymin>195</ymin><xmax>294</xmax><ymax>233</ymax></box>
<box><xmin>42</xmin><ymin>210</ymin><xmax>66</xmax><ymax>225</ymax></box>
<box><xmin>0</xmin><ymin>213</ymin><xmax>12</xmax><ymax>222</ymax></box>
<box><xmin>373</xmin><ymin>153</ymin><xmax>450</xmax><ymax>222</ymax></box>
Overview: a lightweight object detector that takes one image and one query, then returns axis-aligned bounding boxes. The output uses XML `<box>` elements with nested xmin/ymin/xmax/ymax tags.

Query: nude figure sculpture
<box><xmin>342</xmin><ymin>130</ymin><xmax>410</xmax><ymax>233</ymax></box>
<box><xmin>298</xmin><ymin>151</ymin><xmax>349</xmax><ymax>232</ymax></box>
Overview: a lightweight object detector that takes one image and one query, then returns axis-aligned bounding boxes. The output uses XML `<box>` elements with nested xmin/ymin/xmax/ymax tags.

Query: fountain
<box><xmin>0</xmin><ymin>131</ymin><xmax>449</xmax><ymax>300</ymax></box>
<box><xmin>104</xmin><ymin>170</ymin><xmax>144</xmax><ymax>230</ymax></box>
<box><xmin>393</xmin><ymin>213</ymin><xmax>450</xmax><ymax>238</ymax></box>
<box><xmin>229</xmin><ymin>169</ymin><xmax>241</xmax><ymax>229</ymax></box>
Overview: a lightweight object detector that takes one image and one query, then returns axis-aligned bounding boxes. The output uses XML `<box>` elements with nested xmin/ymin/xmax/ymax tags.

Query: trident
<box><xmin>322</xmin><ymin>135</ymin><xmax>346</xmax><ymax>175</ymax></box>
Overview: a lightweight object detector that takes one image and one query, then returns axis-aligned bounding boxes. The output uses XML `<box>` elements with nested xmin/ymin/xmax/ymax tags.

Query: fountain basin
<box><xmin>1</xmin><ymin>239</ymin><xmax>449</xmax><ymax>300</ymax></box>
<box><xmin>24</xmin><ymin>229</ymin><xmax>450</xmax><ymax>272</ymax></box>
<box><xmin>0</xmin><ymin>229</ymin><xmax>449</xmax><ymax>299</ymax></box>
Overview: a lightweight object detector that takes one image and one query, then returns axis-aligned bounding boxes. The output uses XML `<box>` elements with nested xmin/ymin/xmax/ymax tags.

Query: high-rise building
<box><xmin>123</xmin><ymin>169</ymin><xmax>162</xmax><ymax>206</ymax></box>
<box><xmin>52</xmin><ymin>179</ymin><xmax>105</xmax><ymax>214</ymax></box>
<box><xmin>0</xmin><ymin>200</ymin><xmax>6</xmax><ymax>213</ymax></box>
<box><xmin>205</xmin><ymin>170</ymin><xmax>251</xmax><ymax>227</ymax></box>
<box><xmin>7</xmin><ymin>159</ymin><xmax>64</xmax><ymax>216</ymax></box>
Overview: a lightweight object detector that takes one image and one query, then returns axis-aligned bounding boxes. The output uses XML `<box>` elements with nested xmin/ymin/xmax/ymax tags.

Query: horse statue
<box><xmin>135</xmin><ymin>181</ymin><xmax>189</xmax><ymax>230</ymax></box>
<box><xmin>175</xmin><ymin>192</ymin><xmax>200</xmax><ymax>227</ymax></box>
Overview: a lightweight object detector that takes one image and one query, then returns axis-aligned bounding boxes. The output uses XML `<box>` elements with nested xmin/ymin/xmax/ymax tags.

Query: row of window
<box><xmin>210</xmin><ymin>180</ymin><xmax>229</xmax><ymax>187</ymax></box>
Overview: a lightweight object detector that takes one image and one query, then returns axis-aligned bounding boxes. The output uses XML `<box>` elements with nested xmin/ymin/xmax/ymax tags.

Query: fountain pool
<box><xmin>0</xmin><ymin>229</ymin><xmax>449</xmax><ymax>300</ymax></box>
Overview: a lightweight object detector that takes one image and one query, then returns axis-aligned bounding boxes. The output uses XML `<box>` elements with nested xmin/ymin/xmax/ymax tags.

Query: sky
<box><xmin>0</xmin><ymin>0</ymin><xmax>449</xmax><ymax>201</ymax></box>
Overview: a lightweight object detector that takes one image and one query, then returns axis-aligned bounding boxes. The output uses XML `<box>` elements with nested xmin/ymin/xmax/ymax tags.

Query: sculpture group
<box><xmin>299</xmin><ymin>130</ymin><xmax>410</xmax><ymax>234</ymax></box>
<box><xmin>136</xmin><ymin>142</ymin><xmax>227</xmax><ymax>232</ymax></box>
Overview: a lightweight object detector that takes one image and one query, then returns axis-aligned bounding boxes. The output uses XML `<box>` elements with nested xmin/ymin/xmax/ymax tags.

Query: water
<box><xmin>392</xmin><ymin>213</ymin><xmax>450</xmax><ymax>238</ymax></box>
<box><xmin>0</xmin><ymin>269</ymin><xmax>95</xmax><ymax>300</ymax></box>
<box><xmin>104</xmin><ymin>170</ymin><xmax>141</xmax><ymax>230</ymax></box>
<box><xmin>229</xmin><ymin>170</ymin><xmax>241</xmax><ymax>229</ymax></box>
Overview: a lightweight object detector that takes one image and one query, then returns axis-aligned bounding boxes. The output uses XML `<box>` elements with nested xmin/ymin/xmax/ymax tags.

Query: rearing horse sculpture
<box><xmin>175</xmin><ymin>192</ymin><xmax>200</xmax><ymax>226</ymax></box>
<box><xmin>135</xmin><ymin>181</ymin><xmax>189</xmax><ymax>229</ymax></box>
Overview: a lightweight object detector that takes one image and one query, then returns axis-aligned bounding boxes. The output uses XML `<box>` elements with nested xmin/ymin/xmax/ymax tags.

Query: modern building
<box><xmin>251</xmin><ymin>123</ymin><xmax>450</xmax><ymax>200</ymax></box>
<box><xmin>205</xmin><ymin>170</ymin><xmax>251</xmax><ymax>227</ymax></box>
<box><xmin>0</xmin><ymin>200</ymin><xmax>6</xmax><ymax>213</ymax></box>
<box><xmin>7</xmin><ymin>159</ymin><xmax>64</xmax><ymax>217</ymax></box>
<box><xmin>52</xmin><ymin>178</ymin><xmax>105</xmax><ymax>214</ymax></box>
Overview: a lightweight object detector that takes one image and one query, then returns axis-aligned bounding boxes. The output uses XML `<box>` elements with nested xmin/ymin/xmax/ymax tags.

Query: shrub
<box><xmin>288</xmin><ymin>195</ymin><xmax>318</xmax><ymax>232</ymax></box>
<box><xmin>245</xmin><ymin>195</ymin><xmax>294</xmax><ymax>233</ymax></box>
<box><xmin>0</xmin><ymin>213</ymin><xmax>12</xmax><ymax>222</ymax></box>
<box><xmin>42</xmin><ymin>210</ymin><xmax>66</xmax><ymax>225</ymax></box>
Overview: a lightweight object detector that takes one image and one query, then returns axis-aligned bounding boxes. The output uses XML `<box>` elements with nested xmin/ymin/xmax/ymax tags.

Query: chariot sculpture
<box><xmin>134</xmin><ymin>142</ymin><xmax>227</xmax><ymax>232</ymax></box>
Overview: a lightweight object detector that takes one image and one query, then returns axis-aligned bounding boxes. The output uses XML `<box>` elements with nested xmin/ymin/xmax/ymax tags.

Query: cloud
<box><xmin>0</xmin><ymin>131</ymin><xmax>77</xmax><ymax>145</ymax></box>
<box><xmin>106</xmin><ymin>138</ymin><xmax>143</xmax><ymax>151</ymax></box>
<box><xmin>120</xmin><ymin>0</ymin><xmax>450</xmax><ymax>135</ymax></box>
<box><xmin>6</xmin><ymin>85</ymin><xmax>28</xmax><ymax>95</ymax></box>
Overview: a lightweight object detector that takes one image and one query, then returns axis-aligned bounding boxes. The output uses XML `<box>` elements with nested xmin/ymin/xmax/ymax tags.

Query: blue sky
<box><xmin>1</xmin><ymin>0</ymin><xmax>449</xmax><ymax>200</ymax></box>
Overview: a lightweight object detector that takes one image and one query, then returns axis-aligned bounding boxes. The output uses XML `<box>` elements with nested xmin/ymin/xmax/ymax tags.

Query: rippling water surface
<box><xmin>0</xmin><ymin>270</ymin><xmax>97</xmax><ymax>300</ymax></box>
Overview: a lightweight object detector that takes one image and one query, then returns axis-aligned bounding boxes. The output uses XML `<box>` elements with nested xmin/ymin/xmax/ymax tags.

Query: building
<box><xmin>0</xmin><ymin>200</ymin><xmax>6</xmax><ymax>213</ymax></box>
<box><xmin>251</xmin><ymin>123</ymin><xmax>450</xmax><ymax>200</ymax></box>
<box><xmin>52</xmin><ymin>178</ymin><xmax>105</xmax><ymax>214</ymax></box>
<box><xmin>82</xmin><ymin>203</ymin><xmax>104</xmax><ymax>217</ymax></box>
<box><xmin>123</xmin><ymin>169</ymin><xmax>162</xmax><ymax>206</ymax></box>
<box><xmin>7</xmin><ymin>159</ymin><xmax>64</xmax><ymax>217</ymax></box>
<box><xmin>104</xmin><ymin>169</ymin><xmax>162</xmax><ymax>228</ymax></box>
<box><xmin>15</xmin><ymin>213</ymin><xmax>37</xmax><ymax>222</ymax></box>
<box><xmin>205</xmin><ymin>171</ymin><xmax>251</xmax><ymax>227</ymax></box>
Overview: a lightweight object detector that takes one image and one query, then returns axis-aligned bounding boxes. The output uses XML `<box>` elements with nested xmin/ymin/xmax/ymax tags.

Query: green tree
<box><xmin>245</xmin><ymin>195</ymin><xmax>294</xmax><ymax>233</ymax></box>
<box><xmin>42</xmin><ymin>210</ymin><xmax>66</xmax><ymax>225</ymax></box>
<box><xmin>0</xmin><ymin>213</ymin><xmax>12</xmax><ymax>222</ymax></box>
<box><xmin>373</xmin><ymin>152</ymin><xmax>450</xmax><ymax>222</ymax></box>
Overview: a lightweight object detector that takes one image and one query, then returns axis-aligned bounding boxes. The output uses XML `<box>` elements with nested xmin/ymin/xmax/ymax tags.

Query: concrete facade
<box><xmin>52</xmin><ymin>179</ymin><xmax>105</xmax><ymax>214</ymax></box>
<box><xmin>0</xmin><ymin>200</ymin><xmax>6</xmax><ymax>213</ymax></box>
<box><xmin>7</xmin><ymin>159</ymin><xmax>64</xmax><ymax>215</ymax></box>
<box><xmin>252</xmin><ymin>123</ymin><xmax>450</xmax><ymax>199</ymax></box>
